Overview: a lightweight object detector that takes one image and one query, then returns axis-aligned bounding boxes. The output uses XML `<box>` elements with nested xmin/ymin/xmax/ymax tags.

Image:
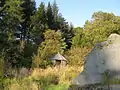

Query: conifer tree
<box><xmin>20</xmin><ymin>0</ymin><xmax>36</xmax><ymax>40</ymax></box>
<box><xmin>0</xmin><ymin>0</ymin><xmax>24</xmax><ymax>67</ymax></box>
<box><xmin>46</xmin><ymin>2</ymin><xmax>55</xmax><ymax>30</ymax></box>
<box><xmin>31</xmin><ymin>2</ymin><xmax>47</xmax><ymax>45</ymax></box>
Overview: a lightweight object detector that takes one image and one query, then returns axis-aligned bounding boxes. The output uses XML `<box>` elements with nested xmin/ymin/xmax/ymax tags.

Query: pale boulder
<box><xmin>72</xmin><ymin>33</ymin><xmax>120</xmax><ymax>86</ymax></box>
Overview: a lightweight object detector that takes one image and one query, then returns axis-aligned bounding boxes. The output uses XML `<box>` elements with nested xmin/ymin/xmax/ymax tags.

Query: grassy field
<box><xmin>0</xmin><ymin>66</ymin><xmax>83</xmax><ymax>90</ymax></box>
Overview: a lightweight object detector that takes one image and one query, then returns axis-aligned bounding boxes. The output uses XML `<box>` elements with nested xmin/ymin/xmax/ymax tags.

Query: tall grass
<box><xmin>31</xmin><ymin>66</ymin><xmax>83</xmax><ymax>85</ymax></box>
<box><xmin>1</xmin><ymin>66</ymin><xmax>83</xmax><ymax>90</ymax></box>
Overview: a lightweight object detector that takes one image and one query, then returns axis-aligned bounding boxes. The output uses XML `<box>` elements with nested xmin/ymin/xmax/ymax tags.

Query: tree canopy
<box><xmin>0</xmin><ymin>0</ymin><xmax>120</xmax><ymax>71</ymax></box>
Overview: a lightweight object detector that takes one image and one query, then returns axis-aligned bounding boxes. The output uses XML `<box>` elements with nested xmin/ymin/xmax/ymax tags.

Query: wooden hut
<box><xmin>51</xmin><ymin>53</ymin><xmax>67</xmax><ymax>67</ymax></box>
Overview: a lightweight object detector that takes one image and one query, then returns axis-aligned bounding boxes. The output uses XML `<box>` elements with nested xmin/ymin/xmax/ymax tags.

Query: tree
<box><xmin>0</xmin><ymin>0</ymin><xmax>6</xmax><ymax>19</ymax></box>
<box><xmin>32</xmin><ymin>30</ymin><xmax>66</xmax><ymax>68</ymax></box>
<box><xmin>84</xmin><ymin>11</ymin><xmax>120</xmax><ymax>47</ymax></box>
<box><xmin>61</xmin><ymin>22</ymin><xmax>74</xmax><ymax>49</ymax></box>
<box><xmin>52</xmin><ymin>0</ymin><xmax>59</xmax><ymax>30</ymax></box>
<box><xmin>30</xmin><ymin>2</ymin><xmax>47</xmax><ymax>45</ymax></box>
<box><xmin>52</xmin><ymin>0</ymin><xmax>58</xmax><ymax>21</ymax></box>
<box><xmin>65</xmin><ymin>47</ymin><xmax>89</xmax><ymax>66</ymax></box>
<box><xmin>0</xmin><ymin>0</ymin><xmax>23</xmax><ymax>45</ymax></box>
<box><xmin>0</xmin><ymin>0</ymin><xmax>6</xmax><ymax>31</ymax></box>
<box><xmin>53</xmin><ymin>12</ymin><xmax>74</xmax><ymax>49</ymax></box>
<box><xmin>0</xmin><ymin>0</ymin><xmax>24</xmax><ymax>68</ymax></box>
<box><xmin>72</xmin><ymin>27</ymin><xmax>85</xmax><ymax>47</ymax></box>
<box><xmin>31</xmin><ymin>1</ymin><xmax>74</xmax><ymax>49</ymax></box>
<box><xmin>20</xmin><ymin>0</ymin><xmax>36</xmax><ymax>40</ymax></box>
<box><xmin>46</xmin><ymin>2</ymin><xmax>55</xmax><ymax>30</ymax></box>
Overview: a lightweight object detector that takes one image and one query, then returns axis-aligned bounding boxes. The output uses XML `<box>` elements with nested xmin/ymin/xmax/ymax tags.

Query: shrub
<box><xmin>65</xmin><ymin>47</ymin><xmax>90</xmax><ymax>66</ymax></box>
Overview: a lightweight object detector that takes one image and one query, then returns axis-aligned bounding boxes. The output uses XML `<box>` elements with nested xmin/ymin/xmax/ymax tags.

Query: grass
<box><xmin>0</xmin><ymin>66</ymin><xmax>83</xmax><ymax>90</ymax></box>
<box><xmin>42</xmin><ymin>84</ymin><xmax>69</xmax><ymax>90</ymax></box>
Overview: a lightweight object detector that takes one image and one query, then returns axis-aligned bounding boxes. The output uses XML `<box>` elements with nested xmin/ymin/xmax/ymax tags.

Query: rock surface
<box><xmin>72</xmin><ymin>33</ymin><xmax>120</xmax><ymax>86</ymax></box>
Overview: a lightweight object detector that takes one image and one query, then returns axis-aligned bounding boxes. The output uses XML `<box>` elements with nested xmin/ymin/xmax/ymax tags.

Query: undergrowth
<box><xmin>0</xmin><ymin>66</ymin><xmax>83</xmax><ymax>90</ymax></box>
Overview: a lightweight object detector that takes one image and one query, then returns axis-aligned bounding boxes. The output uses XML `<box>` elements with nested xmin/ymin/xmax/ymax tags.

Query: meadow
<box><xmin>0</xmin><ymin>66</ymin><xmax>83</xmax><ymax>90</ymax></box>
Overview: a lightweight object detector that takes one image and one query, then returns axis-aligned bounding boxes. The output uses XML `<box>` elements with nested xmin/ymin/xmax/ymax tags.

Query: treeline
<box><xmin>1</xmin><ymin>0</ymin><xmax>120</xmax><ymax>76</ymax></box>
<box><xmin>0</xmin><ymin>0</ymin><xmax>74</xmax><ymax>72</ymax></box>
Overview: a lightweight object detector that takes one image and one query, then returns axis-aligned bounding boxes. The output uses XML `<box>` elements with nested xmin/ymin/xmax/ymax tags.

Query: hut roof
<box><xmin>51</xmin><ymin>53</ymin><xmax>67</xmax><ymax>61</ymax></box>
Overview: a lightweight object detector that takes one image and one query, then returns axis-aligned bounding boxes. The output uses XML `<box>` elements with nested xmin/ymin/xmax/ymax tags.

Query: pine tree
<box><xmin>62</xmin><ymin>23</ymin><xmax>74</xmax><ymax>49</ymax></box>
<box><xmin>31</xmin><ymin>2</ymin><xmax>47</xmax><ymax>45</ymax></box>
<box><xmin>0</xmin><ymin>0</ymin><xmax>6</xmax><ymax>30</ymax></box>
<box><xmin>20</xmin><ymin>0</ymin><xmax>36</xmax><ymax>40</ymax></box>
<box><xmin>0</xmin><ymin>0</ymin><xmax>23</xmax><ymax>41</ymax></box>
<box><xmin>67</xmin><ymin>23</ymin><xmax>74</xmax><ymax>48</ymax></box>
<box><xmin>52</xmin><ymin>0</ymin><xmax>58</xmax><ymax>30</ymax></box>
<box><xmin>46</xmin><ymin>2</ymin><xmax>55</xmax><ymax>30</ymax></box>
<box><xmin>57</xmin><ymin>15</ymin><xmax>74</xmax><ymax>49</ymax></box>
<box><xmin>0</xmin><ymin>0</ymin><xmax>6</xmax><ymax>18</ymax></box>
<box><xmin>0</xmin><ymin>0</ymin><xmax>24</xmax><ymax>68</ymax></box>
<box><xmin>52</xmin><ymin>0</ymin><xmax>58</xmax><ymax>21</ymax></box>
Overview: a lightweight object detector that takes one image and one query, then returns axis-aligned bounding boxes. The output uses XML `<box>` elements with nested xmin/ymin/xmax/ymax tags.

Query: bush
<box><xmin>65</xmin><ymin>47</ymin><xmax>90</xmax><ymax>66</ymax></box>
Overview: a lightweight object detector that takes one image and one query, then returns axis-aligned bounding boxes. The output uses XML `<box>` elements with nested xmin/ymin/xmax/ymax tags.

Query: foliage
<box><xmin>65</xmin><ymin>47</ymin><xmax>90</xmax><ymax>66</ymax></box>
<box><xmin>0</xmin><ymin>66</ymin><xmax>83</xmax><ymax>90</ymax></box>
<box><xmin>31</xmin><ymin>66</ymin><xmax>83</xmax><ymax>86</ymax></box>
<box><xmin>30</xmin><ymin>1</ymin><xmax>74</xmax><ymax>49</ymax></box>
<box><xmin>0</xmin><ymin>0</ymin><xmax>24</xmax><ymax>68</ymax></box>
<box><xmin>46</xmin><ymin>2</ymin><xmax>55</xmax><ymax>30</ymax></box>
<box><xmin>32</xmin><ymin>30</ymin><xmax>67</xmax><ymax>68</ymax></box>
<box><xmin>84</xmin><ymin>11</ymin><xmax>120</xmax><ymax>47</ymax></box>
<box><xmin>63</xmin><ymin>23</ymin><xmax>74</xmax><ymax>49</ymax></box>
<box><xmin>20</xmin><ymin>0</ymin><xmax>36</xmax><ymax>40</ymax></box>
<box><xmin>1</xmin><ymin>0</ymin><xmax>120</xmax><ymax>89</ymax></box>
<box><xmin>72</xmin><ymin>27</ymin><xmax>86</xmax><ymax>47</ymax></box>
<box><xmin>30</xmin><ymin>2</ymin><xmax>47</xmax><ymax>44</ymax></box>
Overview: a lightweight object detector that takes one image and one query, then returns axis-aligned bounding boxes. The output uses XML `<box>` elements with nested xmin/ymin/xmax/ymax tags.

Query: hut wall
<box><xmin>61</xmin><ymin>61</ymin><xmax>67</xmax><ymax>66</ymax></box>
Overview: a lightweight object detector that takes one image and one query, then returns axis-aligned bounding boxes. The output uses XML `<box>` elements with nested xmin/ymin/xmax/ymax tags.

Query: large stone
<box><xmin>72</xmin><ymin>33</ymin><xmax>120</xmax><ymax>86</ymax></box>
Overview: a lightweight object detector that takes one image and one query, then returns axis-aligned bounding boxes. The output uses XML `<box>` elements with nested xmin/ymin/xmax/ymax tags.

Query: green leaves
<box><xmin>33</xmin><ymin>29</ymin><xmax>66</xmax><ymax>68</ymax></box>
<box><xmin>72</xmin><ymin>27</ymin><xmax>84</xmax><ymax>47</ymax></box>
<box><xmin>83</xmin><ymin>11</ymin><xmax>120</xmax><ymax>47</ymax></box>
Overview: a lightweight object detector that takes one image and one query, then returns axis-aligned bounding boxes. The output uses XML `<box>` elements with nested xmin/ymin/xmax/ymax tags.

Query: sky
<box><xmin>35</xmin><ymin>0</ymin><xmax>120</xmax><ymax>27</ymax></box>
